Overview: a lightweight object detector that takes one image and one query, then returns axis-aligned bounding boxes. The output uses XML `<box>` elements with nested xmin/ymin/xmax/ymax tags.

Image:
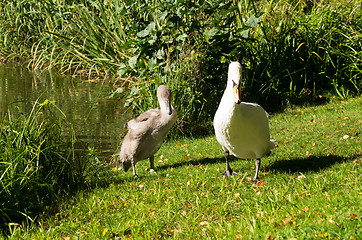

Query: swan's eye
<box><xmin>232</xmin><ymin>80</ymin><xmax>240</xmax><ymax>90</ymax></box>
<box><xmin>232</xmin><ymin>80</ymin><xmax>237</xmax><ymax>87</ymax></box>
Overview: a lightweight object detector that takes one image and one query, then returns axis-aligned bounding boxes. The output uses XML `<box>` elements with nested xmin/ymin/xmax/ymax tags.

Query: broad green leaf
<box><xmin>148</xmin><ymin>34</ymin><xmax>157</xmax><ymax>45</ymax></box>
<box><xmin>117</xmin><ymin>64</ymin><xmax>128</xmax><ymax>77</ymax></box>
<box><xmin>176</xmin><ymin>33</ymin><xmax>188</xmax><ymax>42</ymax></box>
<box><xmin>241</xmin><ymin>29</ymin><xmax>249</xmax><ymax>38</ymax></box>
<box><xmin>246</xmin><ymin>15</ymin><xmax>259</xmax><ymax>28</ymax></box>
<box><xmin>108</xmin><ymin>88</ymin><xmax>124</xmax><ymax>99</ymax></box>
<box><xmin>137</xmin><ymin>22</ymin><xmax>156</xmax><ymax>38</ymax></box>
<box><xmin>148</xmin><ymin>57</ymin><xmax>157</xmax><ymax>69</ymax></box>
<box><xmin>206</xmin><ymin>28</ymin><xmax>219</xmax><ymax>38</ymax></box>
<box><xmin>130</xmin><ymin>86</ymin><xmax>139</xmax><ymax>95</ymax></box>
<box><xmin>159</xmin><ymin>10</ymin><xmax>168</xmax><ymax>20</ymax></box>
<box><xmin>156</xmin><ymin>49</ymin><xmax>164</xmax><ymax>59</ymax></box>
<box><xmin>129</xmin><ymin>56</ymin><xmax>137</xmax><ymax>69</ymax></box>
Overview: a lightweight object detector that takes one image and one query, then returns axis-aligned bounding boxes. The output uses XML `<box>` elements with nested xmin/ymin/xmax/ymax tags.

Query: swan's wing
<box><xmin>241</xmin><ymin>103</ymin><xmax>269</xmax><ymax>122</ymax></box>
<box><xmin>235</xmin><ymin>102</ymin><xmax>271</xmax><ymax>141</ymax></box>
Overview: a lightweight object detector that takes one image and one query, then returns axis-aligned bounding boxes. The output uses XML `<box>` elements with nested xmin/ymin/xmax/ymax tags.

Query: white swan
<box><xmin>119</xmin><ymin>85</ymin><xmax>177</xmax><ymax>177</ymax></box>
<box><xmin>213</xmin><ymin>62</ymin><xmax>276</xmax><ymax>181</ymax></box>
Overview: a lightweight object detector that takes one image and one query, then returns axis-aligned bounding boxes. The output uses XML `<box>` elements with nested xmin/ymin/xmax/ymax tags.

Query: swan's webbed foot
<box><xmin>223</xmin><ymin>150</ymin><xmax>237</xmax><ymax>177</ymax></box>
<box><xmin>250</xmin><ymin>177</ymin><xmax>260</xmax><ymax>183</ymax></box>
<box><xmin>223</xmin><ymin>169</ymin><xmax>238</xmax><ymax>177</ymax></box>
<box><xmin>251</xmin><ymin>159</ymin><xmax>261</xmax><ymax>183</ymax></box>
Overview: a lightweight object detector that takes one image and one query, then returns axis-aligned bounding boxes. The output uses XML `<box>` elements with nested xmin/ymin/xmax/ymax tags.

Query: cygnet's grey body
<box><xmin>119</xmin><ymin>85</ymin><xmax>177</xmax><ymax>177</ymax></box>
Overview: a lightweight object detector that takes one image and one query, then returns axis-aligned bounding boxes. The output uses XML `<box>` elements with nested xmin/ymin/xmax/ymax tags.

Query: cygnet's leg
<box><xmin>149</xmin><ymin>155</ymin><xmax>156</xmax><ymax>173</ymax></box>
<box><xmin>132</xmin><ymin>160</ymin><xmax>138</xmax><ymax>178</ymax></box>
<box><xmin>224</xmin><ymin>150</ymin><xmax>238</xmax><ymax>177</ymax></box>
<box><xmin>251</xmin><ymin>158</ymin><xmax>261</xmax><ymax>182</ymax></box>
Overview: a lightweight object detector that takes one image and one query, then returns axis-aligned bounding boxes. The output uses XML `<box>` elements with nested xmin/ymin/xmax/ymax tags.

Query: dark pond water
<box><xmin>0</xmin><ymin>64</ymin><xmax>129</xmax><ymax>159</ymax></box>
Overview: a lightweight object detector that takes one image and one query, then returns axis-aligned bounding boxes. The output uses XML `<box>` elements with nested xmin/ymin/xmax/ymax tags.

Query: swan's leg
<box><xmin>149</xmin><ymin>155</ymin><xmax>156</xmax><ymax>173</ymax></box>
<box><xmin>132</xmin><ymin>160</ymin><xmax>138</xmax><ymax>178</ymax></box>
<box><xmin>251</xmin><ymin>158</ymin><xmax>261</xmax><ymax>182</ymax></box>
<box><xmin>224</xmin><ymin>150</ymin><xmax>238</xmax><ymax>177</ymax></box>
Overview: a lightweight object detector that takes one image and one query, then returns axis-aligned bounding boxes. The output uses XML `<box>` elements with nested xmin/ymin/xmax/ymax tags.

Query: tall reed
<box><xmin>0</xmin><ymin>98</ymin><xmax>99</xmax><ymax>228</ymax></box>
<box><xmin>0</xmin><ymin>0</ymin><xmax>361</xmax><ymax>135</ymax></box>
<box><xmin>235</xmin><ymin>0</ymin><xmax>362</xmax><ymax>106</ymax></box>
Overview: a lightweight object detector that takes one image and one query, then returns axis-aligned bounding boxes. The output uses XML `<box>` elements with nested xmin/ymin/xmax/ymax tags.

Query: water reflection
<box><xmin>0</xmin><ymin>64</ymin><xmax>129</xmax><ymax>159</ymax></box>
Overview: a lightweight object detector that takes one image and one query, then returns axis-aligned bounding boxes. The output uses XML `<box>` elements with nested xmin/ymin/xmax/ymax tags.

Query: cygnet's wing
<box><xmin>120</xmin><ymin>109</ymin><xmax>159</xmax><ymax>166</ymax></box>
<box><xmin>127</xmin><ymin>109</ymin><xmax>160</xmax><ymax>133</ymax></box>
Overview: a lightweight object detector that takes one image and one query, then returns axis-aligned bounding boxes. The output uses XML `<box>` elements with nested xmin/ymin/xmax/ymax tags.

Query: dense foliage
<box><xmin>0</xmin><ymin>99</ymin><xmax>102</xmax><ymax>229</ymax></box>
<box><xmin>0</xmin><ymin>0</ymin><xmax>361</xmax><ymax>135</ymax></box>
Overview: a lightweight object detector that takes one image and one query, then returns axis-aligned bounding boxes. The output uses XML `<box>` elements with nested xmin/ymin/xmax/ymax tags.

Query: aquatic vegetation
<box><xmin>0</xmin><ymin>99</ymin><xmax>103</xmax><ymax>228</ymax></box>
<box><xmin>0</xmin><ymin>0</ymin><xmax>361</xmax><ymax>135</ymax></box>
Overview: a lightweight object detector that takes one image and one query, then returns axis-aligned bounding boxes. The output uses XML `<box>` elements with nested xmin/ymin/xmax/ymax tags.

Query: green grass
<box><xmin>4</xmin><ymin>97</ymin><xmax>361</xmax><ymax>239</ymax></box>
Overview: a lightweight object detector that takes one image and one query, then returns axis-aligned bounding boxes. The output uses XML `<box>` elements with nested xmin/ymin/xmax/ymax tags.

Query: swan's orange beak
<box><xmin>233</xmin><ymin>85</ymin><xmax>241</xmax><ymax>104</ymax></box>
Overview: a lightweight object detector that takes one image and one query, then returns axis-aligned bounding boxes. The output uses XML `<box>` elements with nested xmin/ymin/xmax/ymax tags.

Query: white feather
<box><xmin>214</xmin><ymin>62</ymin><xmax>276</xmax><ymax>160</ymax></box>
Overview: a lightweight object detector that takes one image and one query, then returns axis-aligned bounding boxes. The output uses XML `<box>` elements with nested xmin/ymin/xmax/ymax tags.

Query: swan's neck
<box><xmin>219</xmin><ymin>87</ymin><xmax>237</xmax><ymax>116</ymax></box>
<box><xmin>225</xmin><ymin>85</ymin><xmax>238</xmax><ymax>103</ymax></box>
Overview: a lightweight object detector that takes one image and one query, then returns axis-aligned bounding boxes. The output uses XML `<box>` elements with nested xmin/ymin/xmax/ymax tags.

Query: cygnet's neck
<box><xmin>159</xmin><ymin>99</ymin><xmax>173</xmax><ymax>116</ymax></box>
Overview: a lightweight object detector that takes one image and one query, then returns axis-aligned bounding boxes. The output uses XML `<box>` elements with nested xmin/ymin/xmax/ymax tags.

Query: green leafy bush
<box><xmin>0</xmin><ymin>0</ymin><xmax>361</xmax><ymax>135</ymax></box>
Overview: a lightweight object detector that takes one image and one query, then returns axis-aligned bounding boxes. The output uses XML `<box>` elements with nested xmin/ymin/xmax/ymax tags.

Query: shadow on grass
<box><xmin>94</xmin><ymin>156</ymin><xmax>228</xmax><ymax>186</ymax></box>
<box><xmin>265</xmin><ymin>154</ymin><xmax>360</xmax><ymax>173</ymax></box>
<box><xmin>86</xmin><ymin>152</ymin><xmax>361</xmax><ymax>189</ymax></box>
<box><xmin>157</xmin><ymin>156</ymin><xmax>227</xmax><ymax>171</ymax></box>
<box><xmin>156</xmin><ymin>153</ymin><xmax>360</xmax><ymax>175</ymax></box>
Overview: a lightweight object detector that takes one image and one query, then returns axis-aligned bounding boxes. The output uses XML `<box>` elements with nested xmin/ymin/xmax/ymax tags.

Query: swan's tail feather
<box><xmin>269</xmin><ymin>139</ymin><xmax>277</xmax><ymax>150</ymax></box>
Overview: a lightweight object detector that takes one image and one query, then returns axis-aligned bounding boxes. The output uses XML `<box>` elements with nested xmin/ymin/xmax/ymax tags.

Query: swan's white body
<box><xmin>119</xmin><ymin>85</ymin><xmax>177</xmax><ymax>177</ymax></box>
<box><xmin>213</xmin><ymin>62</ymin><xmax>276</xmax><ymax>180</ymax></box>
<box><xmin>214</xmin><ymin>101</ymin><xmax>273</xmax><ymax>159</ymax></box>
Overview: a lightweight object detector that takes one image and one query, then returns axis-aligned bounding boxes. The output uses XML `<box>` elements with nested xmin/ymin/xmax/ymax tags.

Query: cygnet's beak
<box><xmin>233</xmin><ymin>81</ymin><xmax>241</xmax><ymax>104</ymax></box>
<box><xmin>167</xmin><ymin>101</ymin><xmax>172</xmax><ymax>115</ymax></box>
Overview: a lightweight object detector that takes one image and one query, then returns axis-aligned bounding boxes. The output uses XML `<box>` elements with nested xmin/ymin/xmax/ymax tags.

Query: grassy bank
<box><xmin>4</xmin><ymin>96</ymin><xmax>361</xmax><ymax>239</ymax></box>
<box><xmin>0</xmin><ymin>99</ymin><xmax>107</xmax><ymax>231</ymax></box>
<box><xmin>1</xmin><ymin>0</ymin><xmax>361</xmax><ymax>135</ymax></box>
